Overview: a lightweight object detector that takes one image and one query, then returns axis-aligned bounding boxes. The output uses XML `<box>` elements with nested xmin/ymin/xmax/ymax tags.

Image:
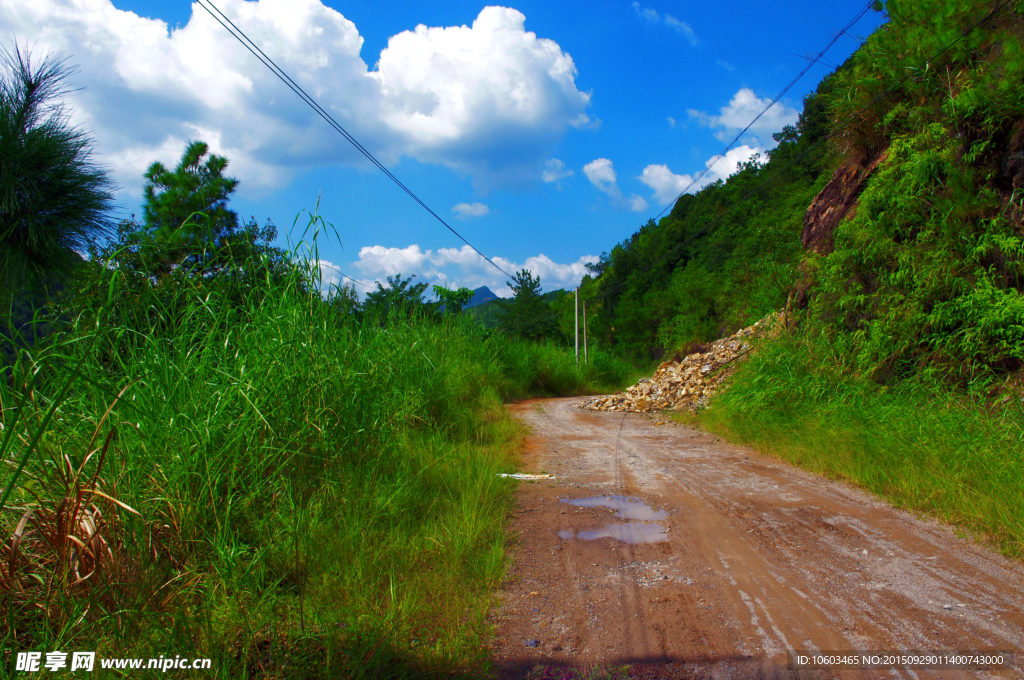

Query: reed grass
<box><xmin>0</xmin><ymin>224</ymin><xmax>634</xmax><ymax>678</ymax></box>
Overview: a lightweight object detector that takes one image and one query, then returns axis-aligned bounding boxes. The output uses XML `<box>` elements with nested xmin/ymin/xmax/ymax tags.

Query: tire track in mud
<box><xmin>489</xmin><ymin>398</ymin><xmax>1024</xmax><ymax>679</ymax></box>
<box><xmin>608</xmin><ymin>410</ymin><xmax>658</xmax><ymax>663</ymax></box>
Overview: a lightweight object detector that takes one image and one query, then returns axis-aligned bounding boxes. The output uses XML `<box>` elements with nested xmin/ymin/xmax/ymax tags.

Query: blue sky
<box><xmin>3</xmin><ymin>0</ymin><xmax>884</xmax><ymax>296</ymax></box>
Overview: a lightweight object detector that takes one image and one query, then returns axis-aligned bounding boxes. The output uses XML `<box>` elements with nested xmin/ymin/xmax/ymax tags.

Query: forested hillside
<box><xmin>573</xmin><ymin>79</ymin><xmax>832</xmax><ymax>360</ymax></box>
<box><xmin>572</xmin><ymin>0</ymin><xmax>1024</xmax><ymax>555</ymax></box>
<box><xmin>577</xmin><ymin>0</ymin><xmax>1024</xmax><ymax>394</ymax></box>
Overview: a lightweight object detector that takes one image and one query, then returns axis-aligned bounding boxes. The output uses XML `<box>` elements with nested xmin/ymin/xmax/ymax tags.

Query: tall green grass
<box><xmin>695</xmin><ymin>328</ymin><xmax>1024</xmax><ymax>557</ymax></box>
<box><xmin>0</xmin><ymin>238</ymin><xmax>633</xmax><ymax>678</ymax></box>
<box><xmin>487</xmin><ymin>335</ymin><xmax>639</xmax><ymax>400</ymax></box>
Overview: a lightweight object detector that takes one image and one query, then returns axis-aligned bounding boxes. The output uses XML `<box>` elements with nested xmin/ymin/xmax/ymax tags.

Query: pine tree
<box><xmin>497</xmin><ymin>269</ymin><xmax>560</xmax><ymax>341</ymax></box>
<box><xmin>0</xmin><ymin>45</ymin><xmax>113</xmax><ymax>296</ymax></box>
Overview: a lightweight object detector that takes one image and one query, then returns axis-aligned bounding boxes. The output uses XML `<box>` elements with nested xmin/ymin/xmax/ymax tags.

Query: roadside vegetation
<box><xmin>0</xmin><ymin>47</ymin><xmax>634</xmax><ymax>678</ymax></box>
<box><xmin>700</xmin><ymin>329</ymin><xmax>1024</xmax><ymax>555</ymax></box>
<box><xmin>578</xmin><ymin>0</ymin><xmax>1024</xmax><ymax>555</ymax></box>
<box><xmin>1</xmin><ymin>246</ymin><xmax>629</xmax><ymax>677</ymax></box>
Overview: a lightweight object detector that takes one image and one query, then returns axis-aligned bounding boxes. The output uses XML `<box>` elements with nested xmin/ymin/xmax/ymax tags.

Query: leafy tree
<box><xmin>0</xmin><ymin>45</ymin><xmax>114</xmax><ymax>295</ymax></box>
<box><xmin>433</xmin><ymin>285</ymin><xmax>474</xmax><ymax>315</ymax></box>
<box><xmin>143</xmin><ymin>141</ymin><xmax>238</xmax><ymax>234</ymax></box>
<box><xmin>103</xmin><ymin>141</ymin><xmax>287</xmax><ymax>283</ymax></box>
<box><xmin>362</xmin><ymin>274</ymin><xmax>432</xmax><ymax>318</ymax></box>
<box><xmin>327</xmin><ymin>283</ymin><xmax>361</xmax><ymax>317</ymax></box>
<box><xmin>496</xmin><ymin>269</ymin><xmax>560</xmax><ymax>341</ymax></box>
<box><xmin>117</xmin><ymin>141</ymin><xmax>237</xmax><ymax>276</ymax></box>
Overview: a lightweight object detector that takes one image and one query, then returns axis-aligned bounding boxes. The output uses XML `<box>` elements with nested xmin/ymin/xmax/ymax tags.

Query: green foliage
<box><xmin>496</xmin><ymin>269</ymin><xmax>562</xmax><ymax>341</ymax></box>
<box><xmin>487</xmin><ymin>334</ymin><xmax>638</xmax><ymax>398</ymax></box>
<box><xmin>807</xmin><ymin>0</ymin><xmax>1024</xmax><ymax>387</ymax></box>
<box><xmin>696</xmin><ymin>328</ymin><xmax>1024</xmax><ymax>556</ymax></box>
<box><xmin>0</xmin><ymin>45</ymin><xmax>113</xmax><ymax>296</ymax></box>
<box><xmin>0</xmin><ymin>224</ymin><xmax>634</xmax><ymax>677</ymax></box>
<box><xmin>101</xmin><ymin>212</ymin><xmax>289</xmax><ymax>286</ymax></box>
<box><xmin>465</xmin><ymin>297</ymin><xmax>505</xmax><ymax>328</ymax></box>
<box><xmin>433</xmin><ymin>284</ymin><xmax>474</xmax><ymax>315</ymax></box>
<box><xmin>111</xmin><ymin>140</ymin><xmax>291</xmax><ymax>280</ymax></box>
<box><xmin>362</xmin><ymin>273</ymin><xmax>433</xmax><ymax>318</ymax></box>
<box><xmin>326</xmin><ymin>282</ymin><xmax>361</xmax><ymax>316</ymax></box>
<box><xmin>140</xmin><ymin>140</ymin><xmax>237</xmax><ymax>265</ymax></box>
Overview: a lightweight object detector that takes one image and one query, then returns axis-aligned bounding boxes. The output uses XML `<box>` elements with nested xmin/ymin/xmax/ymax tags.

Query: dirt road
<box><xmin>489</xmin><ymin>398</ymin><xmax>1024</xmax><ymax>679</ymax></box>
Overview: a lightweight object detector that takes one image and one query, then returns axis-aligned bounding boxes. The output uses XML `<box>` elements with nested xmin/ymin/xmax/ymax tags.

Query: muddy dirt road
<box><xmin>489</xmin><ymin>398</ymin><xmax>1024</xmax><ymax>679</ymax></box>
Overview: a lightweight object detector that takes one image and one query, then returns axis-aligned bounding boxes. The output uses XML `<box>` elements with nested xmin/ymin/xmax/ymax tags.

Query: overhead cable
<box><xmin>593</xmin><ymin>0</ymin><xmax>1014</xmax><ymax>303</ymax></box>
<box><xmin>649</xmin><ymin>0</ymin><xmax>876</xmax><ymax>223</ymax></box>
<box><xmin>193</xmin><ymin>0</ymin><xmax>514</xmax><ymax>280</ymax></box>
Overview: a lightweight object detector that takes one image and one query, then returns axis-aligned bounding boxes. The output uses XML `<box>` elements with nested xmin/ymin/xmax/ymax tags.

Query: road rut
<box><xmin>489</xmin><ymin>398</ymin><xmax>1024</xmax><ymax>679</ymax></box>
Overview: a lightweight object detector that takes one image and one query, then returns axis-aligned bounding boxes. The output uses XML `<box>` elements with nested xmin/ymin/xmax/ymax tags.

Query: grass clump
<box><xmin>693</xmin><ymin>328</ymin><xmax>1024</xmax><ymax>557</ymax></box>
<box><xmin>0</xmin><ymin>234</ymin><xmax>632</xmax><ymax>678</ymax></box>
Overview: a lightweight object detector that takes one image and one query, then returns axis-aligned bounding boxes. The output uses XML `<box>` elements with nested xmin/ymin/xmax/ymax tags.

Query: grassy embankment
<box><xmin>0</xmin><ymin>240</ymin><xmax>634</xmax><ymax>678</ymax></box>
<box><xmin>690</xmin><ymin>0</ymin><xmax>1024</xmax><ymax>558</ymax></box>
<box><xmin>692</xmin><ymin>328</ymin><xmax>1024</xmax><ymax>557</ymax></box>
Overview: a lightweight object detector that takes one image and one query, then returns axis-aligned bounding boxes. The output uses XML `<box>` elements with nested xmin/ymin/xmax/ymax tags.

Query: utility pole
<box><xmin>583</xmin><ymin>300</ymin><xmax>588</xmax><ymax>365</ymax></box>
<box><xmin>574</xmin><ymin>287</ymin><xmax>579</xmax><ymax>367</ymax></box>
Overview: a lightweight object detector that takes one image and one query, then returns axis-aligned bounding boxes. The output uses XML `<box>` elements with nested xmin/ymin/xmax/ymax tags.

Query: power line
<box><xmin>592</xmin><ymin>0</ymin><xmax>1013</xmax><ymax>304</ymax></box>
<box><xmin>648</xmin><ymin>0</ymin><xmax>876</xmax><ymax>224</ymax></box>
<box><xmin>329</xmin><ymin>268</ymin><xmax>370</xmax><ymax>290</ymax></box>
<box><xmin>192</xmin><ymin>0</ymin><xmax>515</xmax><ymax>280</ymax></box>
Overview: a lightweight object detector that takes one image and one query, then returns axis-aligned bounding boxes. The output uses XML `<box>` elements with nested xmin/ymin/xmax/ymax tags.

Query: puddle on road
<box><xmin>558</xmin><ymin>496</ymin><xmax>669</xmax><ymax>544</ymax></box>
<box><xmin>560</xmin><ymin>495</ymin><xmax>667</xmax><ymax>520</ymax></box>
<box><xmin>559</xmin><ymin>523</ymin><xmax>668</xmax><ymax>544</ymax></box>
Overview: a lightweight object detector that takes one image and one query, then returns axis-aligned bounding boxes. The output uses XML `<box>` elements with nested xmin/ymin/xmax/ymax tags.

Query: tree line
<box><xmin>0</xmin><ymin>43</ymin><xmax>573</xmax><ymax>355</ymax></box>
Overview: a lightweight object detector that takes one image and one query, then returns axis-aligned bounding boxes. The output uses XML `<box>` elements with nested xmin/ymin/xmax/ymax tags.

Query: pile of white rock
<box><xmin>576</xmin><ymin>315</ymin><xmax>778</xmax><ymax>413</ymax></box>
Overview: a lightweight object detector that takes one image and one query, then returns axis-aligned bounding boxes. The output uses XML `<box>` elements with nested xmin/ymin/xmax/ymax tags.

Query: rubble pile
<box><xmin>577</xmin><ymin>315</ymin><xmax>778</xmax><ymax>413</ymax></box>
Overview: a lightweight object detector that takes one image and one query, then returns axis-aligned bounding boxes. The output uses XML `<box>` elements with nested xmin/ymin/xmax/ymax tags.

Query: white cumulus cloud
<box><xmin>688</xmin><ymin>87</ymin><xmax>799</xmax><ymax>147</ymax></box>
<box><xmin>583</xmin><ymin>158</ymin><xmax>618</xmax><ymax>196</ymax></box>
<box><xmin>628</xmin><ymin>194</ymin><xmax>649</xmax><ymax>212</ymax></box>
<box><xmin>452</xmin><ymin>202</ymin><xmax>489</xmax><ymax>218</ymax></box>
<box><xmin>584</xmin><ymin>158</ymin><xmax>647</xmax><ymax>212</ymax></box>
<box><xmin>638</xmin><ymin>145</ymin><xmax>764</xmax><ymax>206</ymax></box>
<box><xmin>0</xmin><ymin>1</ymin><xmax>595</xmax><ymax>197</ymax></box>
<box><xmin>639</xmin><ymin>164</ymin><xmax>694</xmax><ymax>204</ymax></box>
<box><xmin>349</xmin><ymin>244</ymin><xmax>597</xmax><ymax>297</ymax></box>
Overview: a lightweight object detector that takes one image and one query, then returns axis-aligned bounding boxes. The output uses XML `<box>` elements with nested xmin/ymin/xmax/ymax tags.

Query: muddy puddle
<box><xmin>558</xmin><ymin>495</ymin><xmax>668</xmax><ymax>544</ymax></box>
<box><xmin>560</xmin><ymin>495</ymin><xmax>667</xmax><ymax>520</ymax></box>
<box><xmin>558</xmin><ymin>523</ymin><xmax>668</xmax><ymax>544</ymax></box>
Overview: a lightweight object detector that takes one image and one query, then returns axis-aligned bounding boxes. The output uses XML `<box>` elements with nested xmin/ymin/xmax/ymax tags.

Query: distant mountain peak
<box><xmin>466</xmin><ymin>286</ymin><xmax>499</xmax><ymax>308</ymax></box>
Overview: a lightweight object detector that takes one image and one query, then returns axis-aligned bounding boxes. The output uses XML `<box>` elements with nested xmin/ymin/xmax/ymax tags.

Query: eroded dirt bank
<box><xmin>489</xmin><ymin>398</ymin><xmax>1024</xmax><ymax>679</ymax></box>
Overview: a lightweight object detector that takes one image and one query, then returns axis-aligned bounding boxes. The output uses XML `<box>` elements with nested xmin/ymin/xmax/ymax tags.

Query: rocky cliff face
<box><xmin>801</xmin><ymin>150</ymin><xmax>887</xmax><ymax>254</ymax></box>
